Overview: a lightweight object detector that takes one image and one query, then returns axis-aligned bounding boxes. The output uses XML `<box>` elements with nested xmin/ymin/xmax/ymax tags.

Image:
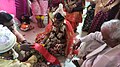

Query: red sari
<box><xmin>36</xmin><ymin>19</ymin><xmax>75</xmax><ymax>56</ymax></box>
<box><xmin>66</xmin><ymin>12</ymin><xmax>82</xmax><ymax>30</ymax></box>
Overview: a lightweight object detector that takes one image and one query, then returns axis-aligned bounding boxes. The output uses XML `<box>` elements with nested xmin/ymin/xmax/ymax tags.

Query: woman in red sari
<box><xmin>36</xmin><ymin>3</ymin><xmax>75</xmax><ymax>56</ymax></box>
<box><xmin>64</xmin><ymin>0</ymin><xmax>85</xmax><ymax>32</ymax></box>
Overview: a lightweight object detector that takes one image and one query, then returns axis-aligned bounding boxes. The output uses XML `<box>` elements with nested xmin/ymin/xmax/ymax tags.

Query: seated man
<box><xmin>71</xmin><ymin>30</ymin><xmax>105</xmax><ymax>66</ymax></box>
<box><xmin>73</xmin><ymin>19</ymin><xmax>120</xmax><ymax>67</ymax></box>
<box><xmin>0</xmin><ymin>25</ymin><xmax>37</xmax><ymax>67</ymax></box>
<box><xmin>0</xmin><ymin>11</ymin><xmax>34</xmax><ymax>62</ymax></box>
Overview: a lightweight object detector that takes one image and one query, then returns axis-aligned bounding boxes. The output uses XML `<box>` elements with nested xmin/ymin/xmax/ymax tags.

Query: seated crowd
<box><xmin>0</xmin><ymin>0</ymin><xmax>120</xmax><ymax>66</ymax></box>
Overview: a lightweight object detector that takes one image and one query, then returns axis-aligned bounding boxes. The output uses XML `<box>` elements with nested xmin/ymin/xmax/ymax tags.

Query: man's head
<box><xmin>0</xmin><ymin>12</ymin><xmax>15</xmax><ymax>31</ymax></box>
<box><xmin>101</xmin><ymin>19</ymin><xmax>120</xmax><ymax>47</ymax></box>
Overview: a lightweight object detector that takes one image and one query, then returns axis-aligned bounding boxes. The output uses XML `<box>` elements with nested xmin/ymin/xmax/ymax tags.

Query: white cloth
<box><xmin>92</xmin><ymin>44</ymin><xmax>120</xmax><ymax>67</ymax></box>
<box><xmin>0</xmin><ymin>25</ymin><xmax>16</xmax><ymax>53</ymax></box>
<box><xmin>81</xmin><ymin>44</ymin><xmax>120</xmax><ymax>67</ymax></box>
<box><xmin>77</xmin><ymin>32</ymin><xmax>105</xmax><ymax>57</ymax></box>
<box><xmin>53</xmin><ymin>3</ymin><xmax>66</xmax><ymax>17</ymax></box>
<box><xmin>79</xmin><ymin>31</ymin><xmax>104</xmax><ymax>43</ymax></box>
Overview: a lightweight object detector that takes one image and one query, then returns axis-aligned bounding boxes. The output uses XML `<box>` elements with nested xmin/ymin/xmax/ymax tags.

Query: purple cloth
<box><xmin>88</xmin><ymin>0</ymin><xmax>119</xmax><ymax>33</ymax></box>
<box><xmin>15</xmin><ymin>0</ymin><xmax>29</xmax><ymax>19</ymax></box>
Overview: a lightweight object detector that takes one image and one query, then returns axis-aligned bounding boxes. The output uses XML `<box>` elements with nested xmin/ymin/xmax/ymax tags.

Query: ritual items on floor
<box><xmin>19</xmin><ymin>15</ymin><xmax>34</xmax><ymax>31</ymax></box>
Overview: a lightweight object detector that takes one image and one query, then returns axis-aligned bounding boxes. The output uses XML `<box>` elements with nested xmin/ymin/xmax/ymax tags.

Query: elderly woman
<box><xmin>72</xmin><ymin>19</ymin><xmax>120</xmax><ymax>67</ymax></box>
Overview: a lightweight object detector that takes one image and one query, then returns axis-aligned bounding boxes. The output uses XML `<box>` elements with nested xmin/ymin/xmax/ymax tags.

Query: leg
<box><xmin>36</xmin><ymin>15</ymin><xmax>42</xmax><ymax>28</ymax></box>
<box><xmin>40</xmin><ymin>15</ymin><xmax>45</xmax><ymax>28</ymax></box>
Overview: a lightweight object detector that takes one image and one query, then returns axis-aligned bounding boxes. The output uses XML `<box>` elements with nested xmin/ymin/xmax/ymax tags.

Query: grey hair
<box><xmin>101</xmin><ymin>19</ymin><xmax>120</xmax><ymax>40</ymax></box>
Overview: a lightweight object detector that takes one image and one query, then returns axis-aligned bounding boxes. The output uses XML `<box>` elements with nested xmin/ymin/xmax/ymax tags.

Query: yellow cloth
<box><xmin>35</xmin><ymin>16</ymin><xmax>41</xmax><ymax>19</ymax></box>
<box><xmin>0</xmin><ymin>55</ymin><xmax>37</xmax><ymax>67</ymax></box>
<box><xmin>35</xmin><ymin>15</ymin><xmax>44</xmax><ymax>20</ymax></box>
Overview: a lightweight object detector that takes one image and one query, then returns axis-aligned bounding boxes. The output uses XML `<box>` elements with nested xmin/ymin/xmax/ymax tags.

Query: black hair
<box><xmin>20</xmin><ymin>14</ymin><xmax>30</xmax><ymax>24</ymax></box>
<box><xmin>30</xmin><ymin>0</ymin><xmax>33</xmax><ymax>2</ymax></box>
<box><xmin>54</xmin><ymin>12</ymin><xmax>64</xmax><ymax>21</ymax></box>
<box><xmin>0</xmin><ymin>12</ymin><xmax>13</xmax><ymax>24</ymax></box>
